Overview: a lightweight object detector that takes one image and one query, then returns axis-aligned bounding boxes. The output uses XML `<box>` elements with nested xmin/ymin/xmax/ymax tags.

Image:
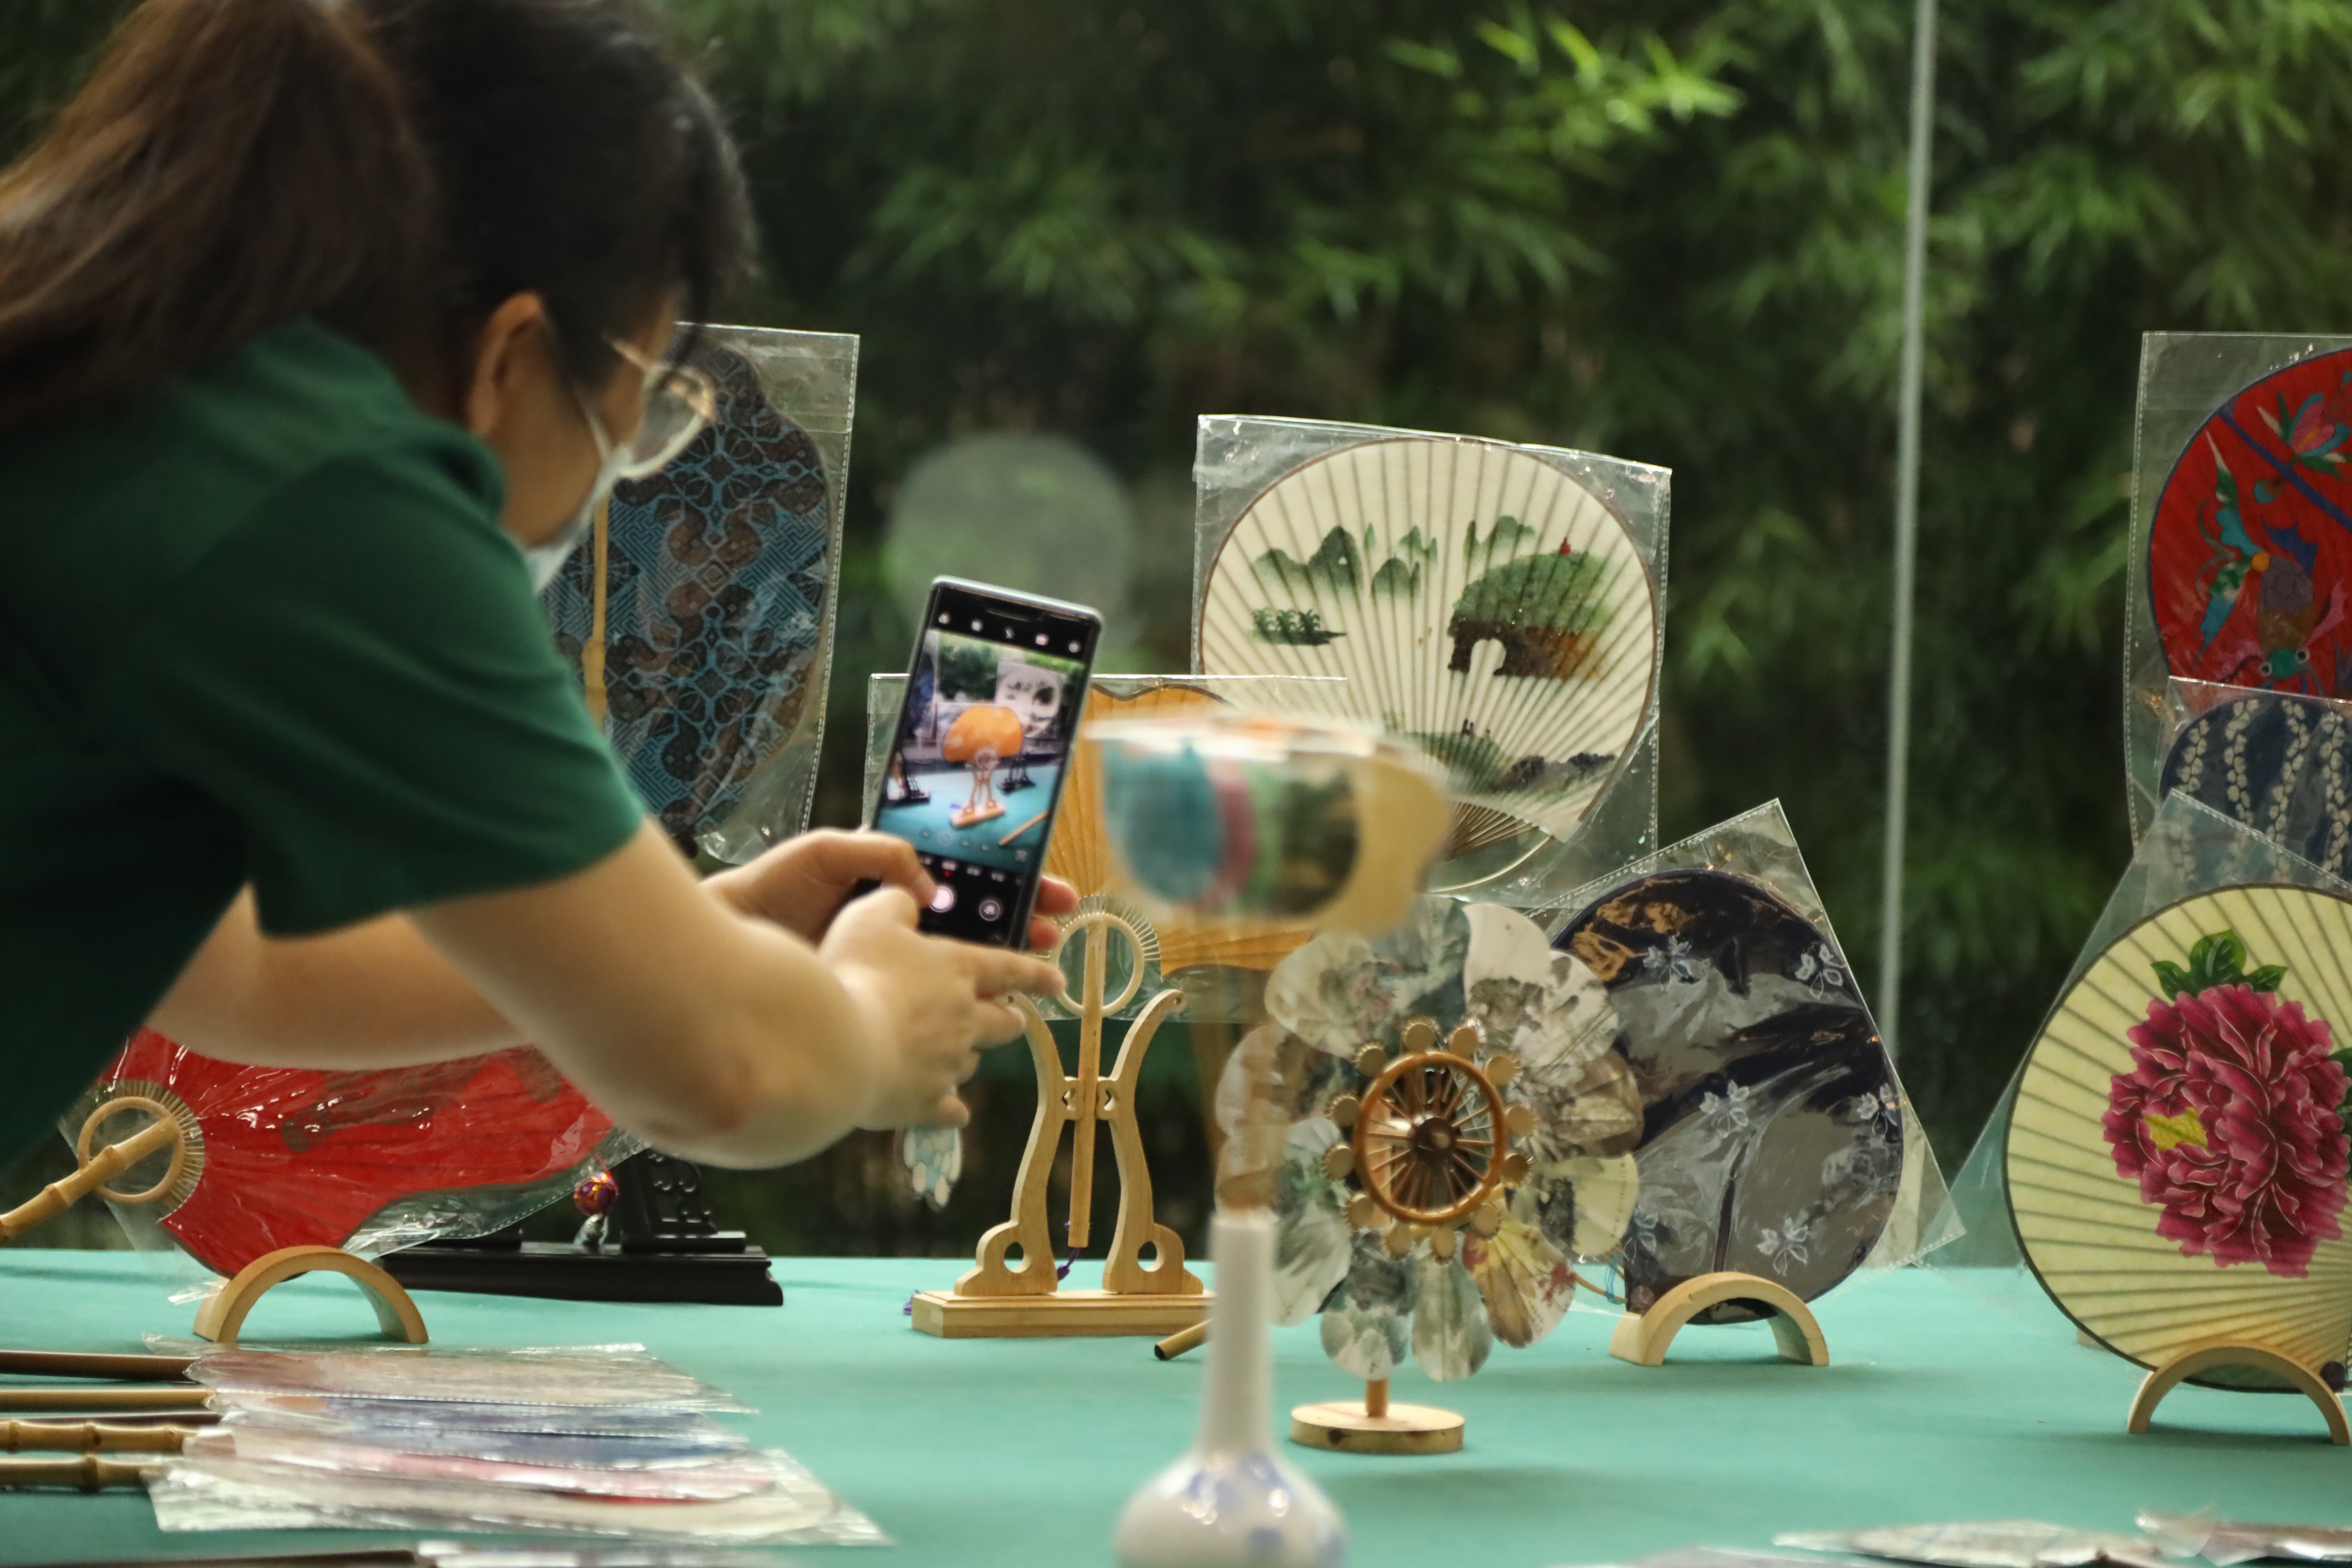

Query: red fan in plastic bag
<box><xmin>65</xmin><ymin>1030</ymin><xmax>629</xmax><ymax>1276</ymax></box>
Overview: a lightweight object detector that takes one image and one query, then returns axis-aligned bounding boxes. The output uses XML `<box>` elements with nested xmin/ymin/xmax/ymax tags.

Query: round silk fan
<box><xmin>2006</xmin><ymin>886</ymin><xmax>2352</xmax><ymax>1387</ymax></box>
<box><xmin>67</xmin><ymin>1031</ymin><xmax>630</xmax><ymax>1276</ymax></box>
<box><xmin>541</xmin><ymin>335</ymin><xmax>837</xmax><ymax>861</ymax></box>
<box><xmin>1556</xmin><ymin>868</ymin><xmax>1902</xmax><ymax>1317</ymax></box>
<box><xmin>2149</xmin><ymin>346</ymin><xmax>2352</xmax><ymax>697</ymax></box>
<box><xmin>2161</xmin><ymin>692</ymin><xmax>2352</xmax><ymax>877</ymax></box>
<box><xmin>1050</xmin><ymin>683</ymin><xmax>1314</xmax><ymax>981</ymax></box>
<box><xmin>1197</xmin><ymin>437</ymin><xmax>1657</xmax><ymax>884</ymax></box>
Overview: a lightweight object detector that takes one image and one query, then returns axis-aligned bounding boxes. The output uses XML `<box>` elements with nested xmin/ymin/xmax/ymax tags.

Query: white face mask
<box><xmin>521</xmin><ymin>399</ymin><xmax>623</xmax><ymax>593</ymax></box>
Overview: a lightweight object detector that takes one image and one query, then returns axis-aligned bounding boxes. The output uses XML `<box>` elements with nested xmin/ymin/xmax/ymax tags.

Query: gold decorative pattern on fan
<box><xmin>1049</xmin><ymin>684</ymin><xmax>1312</xmax><ymax>974</ymax></box>
<box><xmin>2007</xmin><ymin>884</ymin><xmax>2352</xmax><ymax>1380</ymax></box>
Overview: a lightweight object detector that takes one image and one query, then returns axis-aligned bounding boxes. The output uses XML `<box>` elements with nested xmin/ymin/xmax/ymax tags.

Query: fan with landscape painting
<box><xmin>1197</xmin><ymin>436</ymin><xmax>1657</xmax><ymax>887</ymax></box>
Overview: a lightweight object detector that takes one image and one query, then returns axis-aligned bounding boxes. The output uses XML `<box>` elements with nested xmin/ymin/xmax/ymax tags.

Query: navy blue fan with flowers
<box><xmin>542</xmin><ymin>339</ymin><xmax>835</xmax><ymax>859</ymax></box>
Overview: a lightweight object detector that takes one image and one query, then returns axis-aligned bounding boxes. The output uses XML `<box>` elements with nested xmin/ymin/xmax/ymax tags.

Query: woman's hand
<box><xmin>709</xmin><ymin>828</ymin><xmax>1080</xmax><ymax>951</ymax></box>
<box><xmin>705</xmin><ymin>830</ymin><xmax>931</xmax><ymax>943</ymax></box>
<box><xmin>821</xmin><ymin>887</ymin><xmax>1066</xmax><ymax>1129</ymax></box>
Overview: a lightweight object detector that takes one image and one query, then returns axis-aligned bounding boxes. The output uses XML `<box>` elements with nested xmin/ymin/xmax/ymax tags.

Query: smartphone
<box><xmin>864</xmin><ymin>578</ymin><xmax>1101</xmax><ymax>946</ymax></box>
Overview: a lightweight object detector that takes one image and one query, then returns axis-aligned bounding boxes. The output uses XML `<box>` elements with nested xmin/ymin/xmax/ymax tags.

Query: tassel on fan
<box><xmin>2007</xmin><ymin>885</ymin><xmax>2352</xmax><ymax>1383</ymax></box>
<box><xmin>1196</xmin><ymin>436</ymin><xmax>1657</xmax><ymax>880</ymax></box>
<box><xmin>62</xmin><ymin>1031</ymin><xmax>629</xmax><ymax>1278</ymax></box>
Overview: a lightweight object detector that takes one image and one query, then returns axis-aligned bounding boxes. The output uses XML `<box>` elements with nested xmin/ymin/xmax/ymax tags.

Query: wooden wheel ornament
<box><xmin>1323</xmin><ymin>1018</ymin><xmax>1535</xmax><ymax>1263</ymax></box>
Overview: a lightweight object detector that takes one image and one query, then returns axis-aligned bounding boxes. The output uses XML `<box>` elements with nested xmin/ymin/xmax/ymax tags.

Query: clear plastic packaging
<box><xmin>542</xmin><ymin>325</ymin><xmax>858</xmax><ymax>866</ymax></box>
<box><xmin>2124</xmin><ymin>332</ymin><xmax>2352</xmax><ymax>838</ymax></box>
<box><xmin>1192</xmin><ymin>415</ymin><xmax>1667</xmax><ymax>902</ymax></box>
<box><xmin>218</xmin><ymin>1401</ymin><xmax>748</xmax><ymax>1469</ymax></box>
<box><xmin>1776</xmin><ymin>1523</ymin><xmax>2162</xmax><ymax>1568</ymax></box>
<box><xmin>63</xmin><ymin>1035</ymin><xmax>637</xmax><ymax>1287</ymax></box>
<box><xmin>173</xmin><ymin>1344</ymin><xmax>747</xmax><ymax>1413</ymax></box>
<box><xmin>2142</xmin><ymin>1510</ymin><xmax>2352</xmax><ymax>1565</ymax></box>
<box><xmin>183</xmin><ymin>1429</ymin><xmax>777</xmax><ymax>1502</ymax></box>
<box><xmin>202</xmin><ymin>1388</ymin><xmax>739</xmax><ymax>1441</ymax></box>
<box><xmin>148</xmin><ymin>1448</ymin><xmax>888</xmax><ymax>1547</ymax></box>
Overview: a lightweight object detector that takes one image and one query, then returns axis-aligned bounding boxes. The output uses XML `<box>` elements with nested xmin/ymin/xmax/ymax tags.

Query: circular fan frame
<box><xmin>1197</xmin><ymin>436</ymin><xmax>1659</xmax><ymax>892</ymax></box>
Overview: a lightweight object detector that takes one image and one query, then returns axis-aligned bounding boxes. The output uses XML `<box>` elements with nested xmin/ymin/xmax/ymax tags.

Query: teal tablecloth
<box><xmin>0</xmin><ymin>1251</ymin><xmax>2345</xmax><ymax>1567</ymax></box>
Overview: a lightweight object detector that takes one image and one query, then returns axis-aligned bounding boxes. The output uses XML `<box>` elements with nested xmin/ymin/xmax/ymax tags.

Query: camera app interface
<box><xmin>877</xmin><ymin>612</ymin><xmax>1088</xmax><ymax>943</ymax></box>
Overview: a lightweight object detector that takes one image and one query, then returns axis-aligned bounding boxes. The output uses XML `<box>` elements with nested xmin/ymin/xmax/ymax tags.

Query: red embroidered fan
<box><xmin>61</xmin><ymin>1031</ymin><xmax>626</xmax><ymax>1276</ymax></box>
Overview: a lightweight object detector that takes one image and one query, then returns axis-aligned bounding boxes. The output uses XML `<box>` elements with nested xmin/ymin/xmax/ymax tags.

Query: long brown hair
<box><xmin>0</xmin><ymin>0</ymin><xmax>753</xmax><ymax>428</ymax></box>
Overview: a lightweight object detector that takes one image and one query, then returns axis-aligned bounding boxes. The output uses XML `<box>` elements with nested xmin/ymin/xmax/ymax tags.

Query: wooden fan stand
<box><xmin>2125</xmin><ymin>1338</ymin><xmax>2349</xmax><ymax>1445</ymax></box>
<box><xmin>0</xmin><ymin>1096</ymin><xmax>427</xmax><ymax>1348</ymax></box>
<box><xmin>1608</xmin><ymin>1271</ymin><xmax>1829</xmax><ymax>1368</ymax></box>
<box><xmin>911</xmin><ymin>912</ymin><xmax>1208</xmax><ymax>1337</ymax></box>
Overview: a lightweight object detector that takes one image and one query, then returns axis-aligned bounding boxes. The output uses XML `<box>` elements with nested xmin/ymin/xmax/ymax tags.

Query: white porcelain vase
<box><xmin>1113</xmin><ymin>1209</ymin><xmax>1347</xmax><ymax>1568</ymax></box>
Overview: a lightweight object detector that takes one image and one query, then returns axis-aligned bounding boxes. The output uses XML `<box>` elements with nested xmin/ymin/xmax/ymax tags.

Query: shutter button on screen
<box><xmin>929</xmin><ymin>883</ymin><xmax>955</xmax><ymax>913</ymax></box>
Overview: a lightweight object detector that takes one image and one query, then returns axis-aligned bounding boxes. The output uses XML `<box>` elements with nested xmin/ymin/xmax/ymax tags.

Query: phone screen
<box><xmin>869</xmin><ymin>579</ymin><xmax>1100</xmax><ymax>946</ymax></box>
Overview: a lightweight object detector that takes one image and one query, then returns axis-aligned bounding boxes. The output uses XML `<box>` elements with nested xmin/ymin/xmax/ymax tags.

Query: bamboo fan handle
<box><xmin>0</xmin><ymin>1420</ymin><xmax>191</xmax><ymax>1455</ymax></box>
<box><xmin>0</xmin><ymin>1387</ymin><xmax>211</xmax><ymax>1414</ymax></box>
<box><xmin>0</xmin><ymin>1454</ymin><xmax>159</xmax><ymax>1490</ymax></box>
<box><xmin>0</xmin><ymin>1102</ymin><xmax>183</xmax><ymax>1244</ymax></box>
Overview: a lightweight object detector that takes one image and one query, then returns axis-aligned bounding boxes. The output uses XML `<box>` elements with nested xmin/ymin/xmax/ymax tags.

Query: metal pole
<box><xmin>1879</xmin><ymin>0</ymin><xmax>1939</xmax><ymax>1059</ymax></box>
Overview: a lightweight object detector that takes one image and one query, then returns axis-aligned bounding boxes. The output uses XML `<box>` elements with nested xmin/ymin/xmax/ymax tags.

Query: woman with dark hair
<box><xmin>0</xmin><ymin>0</ymin><xmax>1066</xmax><ymax>1168</ymax></box>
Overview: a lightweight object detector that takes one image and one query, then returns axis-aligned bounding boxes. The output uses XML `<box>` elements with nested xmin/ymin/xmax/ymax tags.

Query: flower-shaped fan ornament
<box><xmin>1220</xmin><ymin>897</ymin><xmax>1640</xmax><ymax>1394</ymax></box>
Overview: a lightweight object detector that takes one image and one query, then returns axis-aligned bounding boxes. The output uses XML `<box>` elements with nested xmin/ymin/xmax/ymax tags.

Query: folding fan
<box><xmin>2006</xmin><ymin>885</ymin><xmax>2352</xmax><ymax>1381</ymax></box>
<box><xmin>1555</xmin><ymin>868</ymin><xmax>1903</xmax><ymax>1317</ymax></box>
<box><xmin>2161</xmin><ymin>691</ymin><xmax>2352</xmax><ymax>878</ymax></box>
<box><xmin>541</xmin><ymin>333</ymin><xmax>840</xmax><ymax>860</ymax></box>
<box><xmin>67</xmin><ymin>1030</ymin><xmax>630</xmax><ymax>1277</ymax></box>
<box><xmin>2149</xmin><ymin>345</ymin><xmax>2352</xmax><ymax>698</ymax></box>
<box><xmin>1197</xmin><ymin>436</ymin><xmax>1657</xmax><ymax>870</ymax></box>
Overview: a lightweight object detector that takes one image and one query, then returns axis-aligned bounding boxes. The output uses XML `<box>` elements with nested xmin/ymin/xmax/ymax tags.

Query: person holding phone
<box><xmin>0</xmin><ymin>0</ymin><xmax>1067</xmax><ymax>1172</ymax></box>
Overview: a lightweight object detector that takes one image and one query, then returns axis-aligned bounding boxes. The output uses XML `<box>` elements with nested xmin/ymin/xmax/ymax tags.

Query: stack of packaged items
<box><xmin>144</xmin><ymin>1342</ymin><xmax>883</xmax><ymax>1548</ymax></box>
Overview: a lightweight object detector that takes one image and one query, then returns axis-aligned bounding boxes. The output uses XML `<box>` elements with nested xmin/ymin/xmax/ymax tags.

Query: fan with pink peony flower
<box><xmin>2007</xmin><ymin>883</ymin><xmax>2352</xmax><ymax>1420</ymax></box>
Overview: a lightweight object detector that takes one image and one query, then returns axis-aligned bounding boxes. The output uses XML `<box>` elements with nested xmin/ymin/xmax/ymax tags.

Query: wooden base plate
<box><xmin>1289</xmin><ymin>1400</ymin><xmax>1463</xmax><ymax>1455</ymax></box>
<box><xmin>910</xmin><ymin>1289</ymin><xmax>1208</xmax><ymax>1339</ymax></box>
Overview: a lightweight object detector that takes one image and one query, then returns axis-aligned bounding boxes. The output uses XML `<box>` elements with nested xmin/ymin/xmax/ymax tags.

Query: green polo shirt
<box><xmin>0</xmin><ymin>318</ymin><xmax>646</xmax><ymax>1163</ymax></box>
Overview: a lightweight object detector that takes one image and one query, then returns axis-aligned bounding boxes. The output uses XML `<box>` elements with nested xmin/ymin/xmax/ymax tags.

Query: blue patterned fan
<box><xmin>541</xmin><ymin>337</ymin><xmax>836</xmax><ymax>860</ymax></box>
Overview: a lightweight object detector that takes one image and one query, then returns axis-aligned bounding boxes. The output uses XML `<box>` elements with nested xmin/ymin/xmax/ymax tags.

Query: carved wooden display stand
<box><xmin>1608</xmin><ymin>1271</ymin><xmax>1829</xmax><ymax>1368</ymax></box>
<box><xmin>911</xmin><ymin>912</ymin><xmax>1208</xmax><ymax>1338</ymax></box>
<box><xmin>2124</xmin><ymin>1338</ymin><xmax>2349</xmax><ymax>1445</ymax></box>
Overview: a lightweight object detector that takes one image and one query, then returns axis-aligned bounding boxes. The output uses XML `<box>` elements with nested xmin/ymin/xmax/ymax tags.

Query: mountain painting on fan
<box><xmin>1555</xmin><ymin>869</ymin><xmax>1903</xmax><ymax>1317</ymax></box>
<box><xmin>2007</xmin><ymin>887</ymin><xmax>2352</xmax><ymax>1385</ymax></box>
<box><xmin>2150</xmin><ymin>346</ymin><xmax>2352</xmax><ymax>697</ymax></box>
<box><xmin>541</xmin><ymin>337</ymin><xmax>834</xmax><ymax>856</ymax></box>
<box><xmin>72</xmin><ymin>1030</ymin><xmax>624</xmax><ymax>1277</ymax></box>
<box><xmin>1197</xmin><ymin>437</ymin><xmax>1656</xmax><ymax>860</ymax></box>
<box><xmin>2162</xmin><ymin>691</ymin><xmax>2352</xmax><ymax>877</ymax></box>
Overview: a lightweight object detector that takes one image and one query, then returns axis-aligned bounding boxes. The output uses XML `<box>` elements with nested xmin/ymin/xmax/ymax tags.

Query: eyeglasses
<box><xmin>600</xmin><ymin>334</ymin><xmax>717</xmax><ymax>479</ymax></box>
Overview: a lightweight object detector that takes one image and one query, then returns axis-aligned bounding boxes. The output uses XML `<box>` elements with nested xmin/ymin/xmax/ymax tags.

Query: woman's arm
<box><xmin>152</xmin><ymin>823</ymin><xmax>1065</xmax><ymax>1167</ymax></box>
<box><xmin>150</xmin><ymin>828</ymin><xmax>962</xmax><ymax>1069</ymax></box>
